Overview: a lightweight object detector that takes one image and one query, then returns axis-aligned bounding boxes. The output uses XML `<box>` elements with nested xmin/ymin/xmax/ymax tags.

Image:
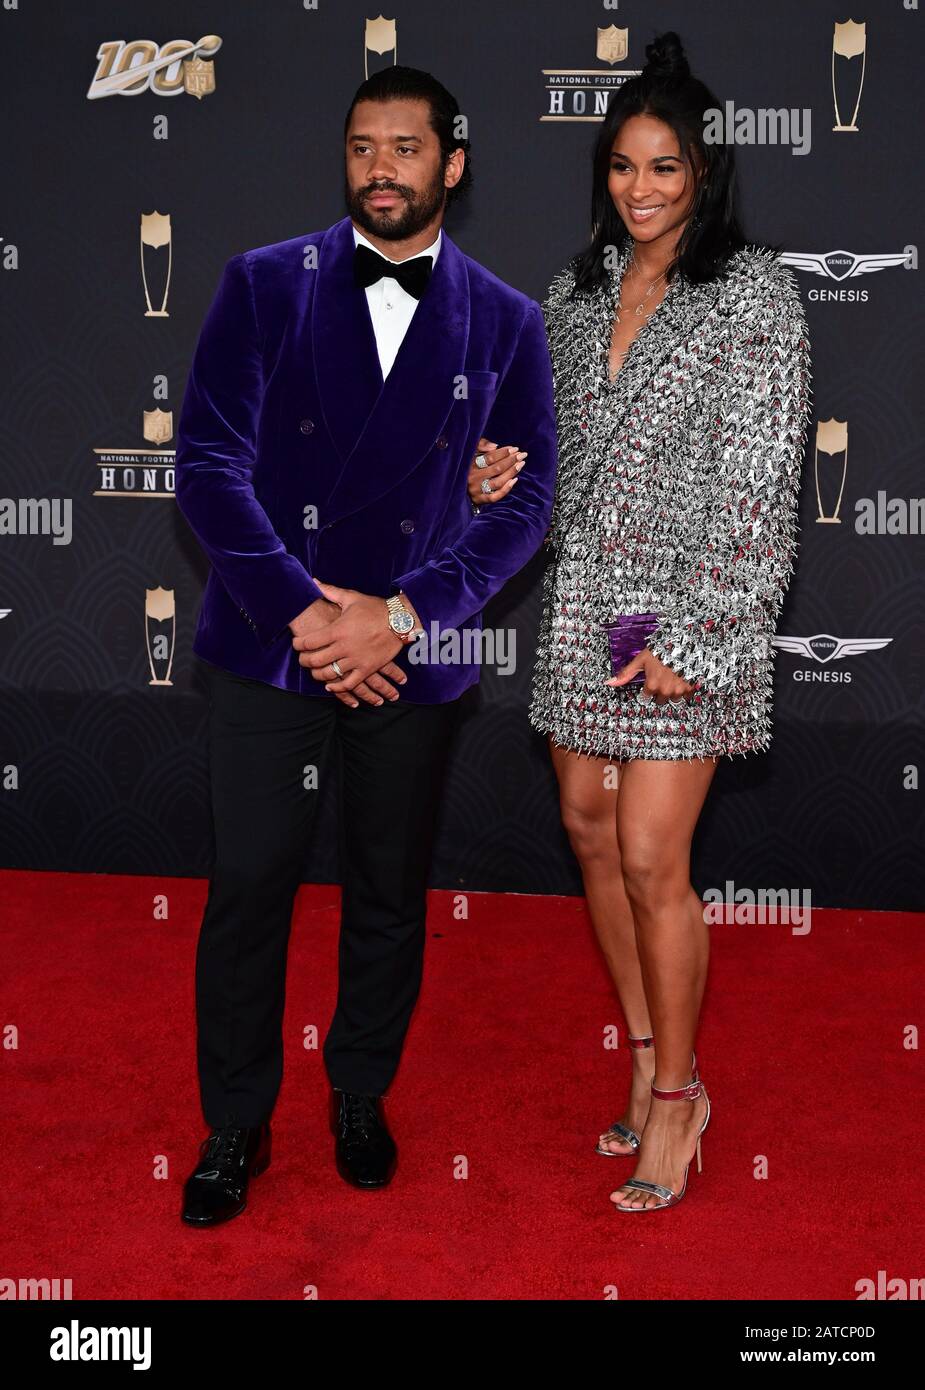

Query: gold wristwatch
<box><xmin>386</xmin><ymin>592</ymin><xmax>423</xmax><ymax>643</ymax></box>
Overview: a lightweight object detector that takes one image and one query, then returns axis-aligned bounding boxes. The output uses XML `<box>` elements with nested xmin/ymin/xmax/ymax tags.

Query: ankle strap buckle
<box><xmin>652</xmin><ymin>1077</ymin><xmax>702</xmax><ymax>1102</ymax></box>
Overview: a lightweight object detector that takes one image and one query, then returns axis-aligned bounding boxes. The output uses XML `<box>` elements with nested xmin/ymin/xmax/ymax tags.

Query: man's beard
<box><xmin>345</xmin><ymin>166</ymin><xmax>447</xmax><ymax>241</ymax></box>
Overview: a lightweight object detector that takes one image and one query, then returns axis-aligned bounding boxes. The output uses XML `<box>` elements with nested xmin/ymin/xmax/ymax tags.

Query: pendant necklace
<box><xmin>614</xmin><ymin>252</ymin><xmax>668</xmax><ymax>323</ymax></box>
<box><xmin>609</xmin><ymin>252</ymin><xmax>669</xmax><ymax>380</ymax></box>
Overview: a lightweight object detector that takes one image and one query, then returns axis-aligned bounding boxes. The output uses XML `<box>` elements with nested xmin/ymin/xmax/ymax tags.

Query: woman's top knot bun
<box><xmin>643</xmin><ymin>31</ymin><xmax>690</xmax><ymax>85</ymax></box>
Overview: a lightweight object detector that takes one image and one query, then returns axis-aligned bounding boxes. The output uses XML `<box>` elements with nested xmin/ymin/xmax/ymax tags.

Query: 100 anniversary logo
<box><xmin>86</xmin><ymin>36</ymin><xmax>222</xmax><ymax>100</ymax></box>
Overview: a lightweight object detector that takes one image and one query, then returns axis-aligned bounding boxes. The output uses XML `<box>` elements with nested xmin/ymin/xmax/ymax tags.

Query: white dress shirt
<box><xmin>352</xmin><ymin>223</ymin><xmax>442</xmax><ymax>381</ymax></box>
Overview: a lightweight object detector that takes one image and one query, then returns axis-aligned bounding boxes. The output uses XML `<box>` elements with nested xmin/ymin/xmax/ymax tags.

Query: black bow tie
<box><xmin>353</xmin><ymin>242</ymin><xmax>434</xmax><ymax>300</ymax></box>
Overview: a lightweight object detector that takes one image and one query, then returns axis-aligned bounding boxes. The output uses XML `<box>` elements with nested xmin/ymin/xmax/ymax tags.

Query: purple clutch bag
<box><xmin>601</xmin><ymin>613</ymin><xmax>659</xmax><ymax>683</ymax></box>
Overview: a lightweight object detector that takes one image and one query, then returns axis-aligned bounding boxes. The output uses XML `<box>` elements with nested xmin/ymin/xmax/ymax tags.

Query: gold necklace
<box><xmin>614</xmin><ymin>252</ymin><xmax>668</xmax><ymax>323</ymax></box>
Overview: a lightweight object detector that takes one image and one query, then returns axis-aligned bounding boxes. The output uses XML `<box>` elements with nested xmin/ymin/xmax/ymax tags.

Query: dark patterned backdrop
<box><xmin>1</xmin><ymin>1</ymin><xmax>922</xmax><ymax>909</ymax></box>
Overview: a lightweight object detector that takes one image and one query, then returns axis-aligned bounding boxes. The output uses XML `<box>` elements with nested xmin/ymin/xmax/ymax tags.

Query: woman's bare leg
<box><xmin>610</xmin><ymin>755</ymin><xmax>718</xmax><ymax>1209</ymax></box>
<box><xmin>547</xmin><ymin>739</ymin><xmax>655</xmax><ymax>1152</ymax></box>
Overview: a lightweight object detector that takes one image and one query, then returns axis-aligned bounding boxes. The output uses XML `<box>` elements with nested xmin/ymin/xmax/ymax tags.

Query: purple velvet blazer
<box><xmin>174</xmin><ymin>214</ymin><xmax>557</xmax><ymax>702</ymax></box>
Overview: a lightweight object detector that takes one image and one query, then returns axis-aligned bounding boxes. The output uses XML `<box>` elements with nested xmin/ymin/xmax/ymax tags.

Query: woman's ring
<box><xmin>475</xmin><ymin>454</ymin><xmax>488</xmax><ymax>469</ymax></box>
<box><xmin>480</xmin><ymin>479</ymin><xmax>493</xmax><ymax>494</ymax></box>
<box><xmin>331</xmin><ymin>659</ymin><xmax>344</xmax><ymax>678</ymax></box>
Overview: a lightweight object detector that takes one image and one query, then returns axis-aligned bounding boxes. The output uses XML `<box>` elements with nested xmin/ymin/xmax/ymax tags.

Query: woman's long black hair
<box><xmin>572</xmin><ymin>31</ymin><xmax>754</xmax><ymax>294</ymax></box>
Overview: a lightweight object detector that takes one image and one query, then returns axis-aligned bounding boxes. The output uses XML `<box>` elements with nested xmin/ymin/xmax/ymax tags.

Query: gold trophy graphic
<box><xmin>814</xmin><ymin>418</ymin><xmax>849</xmax><ymax>523</ymax></box>
<box><xmin>141</xmin><ymin>211</ymin><xmax>172</xmax><ymax>317</ymax></box>
<box><xmin>365</xmin><ymin>15</ymin><xmax>397</xmax><ymax>78</ymax></box>
<box><xmin>145</xmin><ymin>587</ymin><xmax>176</xmax><ymax>686</ymax></box>
<box><xmin>597</xmin><ymin>25</ymin><xmax>629</xmax><ymax>64</ymax></box>
<box><xmin>832</xmin><ymin>20</ymin><xmax>867</xmax><ymax>132</ymax></box>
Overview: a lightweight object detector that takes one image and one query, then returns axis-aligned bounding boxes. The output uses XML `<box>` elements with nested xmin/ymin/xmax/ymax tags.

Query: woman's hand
<box><xmin>605</xmin><ymin>648</ymin><xmax>698</xmax><ymax>705</ymax></box>
<box><xmin>467</xmin><ymin>436</ymin><xmax>527</xmax><ymax>505</ymax></box>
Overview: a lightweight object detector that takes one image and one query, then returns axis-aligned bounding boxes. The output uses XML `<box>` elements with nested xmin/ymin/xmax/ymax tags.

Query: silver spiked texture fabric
<box><xmin>528</xmin><ymin>239</ymin><xmax>814</xmax><ymax>761</ymax></box>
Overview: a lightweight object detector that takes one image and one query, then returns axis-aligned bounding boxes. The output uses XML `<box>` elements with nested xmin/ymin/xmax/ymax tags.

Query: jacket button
<box><xmin>299</xmin><ymin>418</ymin><xmax>314</xmax><ymax>434</ymax></box>
<box><xmin>400</xmin><ymin>519</ymin><xmax>415</xmax><ymax>534</ymax></box>
<box><xmin>435</xmin><ymin>435</ymin><xmax>449</xmax><ymax>449</ymax></box>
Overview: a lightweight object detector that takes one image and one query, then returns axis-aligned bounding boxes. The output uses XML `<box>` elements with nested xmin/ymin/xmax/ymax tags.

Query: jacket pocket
<box><xmin>459</xmin><ymin>369</ymin><xmax>498</xmax><ymax>395</ymax></box>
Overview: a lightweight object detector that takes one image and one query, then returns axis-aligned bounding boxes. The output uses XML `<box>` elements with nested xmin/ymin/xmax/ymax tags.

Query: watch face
<box><xmin>391</xmin><ymin>610</ymin><xmax>415</xmax><ymax>634</ymax></box>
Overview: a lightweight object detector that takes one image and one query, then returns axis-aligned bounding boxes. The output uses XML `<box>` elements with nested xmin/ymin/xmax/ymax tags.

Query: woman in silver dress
<box><xmin>468</xmin><ymin>32</ymin><xmax>812</xmax><ymax>1211</ymax></box>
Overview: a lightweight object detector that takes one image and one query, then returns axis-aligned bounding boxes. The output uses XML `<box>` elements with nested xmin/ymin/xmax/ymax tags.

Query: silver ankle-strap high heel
<box><xmin>596</xmin><ymin>1034</ymin><xmax>654</xmax><ymax>1157</ymax></box>
<box><xmin>597</xmin><ymin>1037</ymin><xmax>698</xmax><ymax>1157</ymax></box>
<box><xmin>611</xmin><ymin>1069</ymin><xmax>711</xmax><ymax>1212</ymax></box>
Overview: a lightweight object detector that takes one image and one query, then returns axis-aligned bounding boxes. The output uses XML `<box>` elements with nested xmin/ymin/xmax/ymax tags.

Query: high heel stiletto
<box><xmin>596</xmin><ymin>1034</ymin><xmax>654</xmax><ymax>1156</ymax></box>
<box><xmin>611</xmin><ymin>1070</ymin><xmax>710</xmax><ymax>1212</ymax></box>
<box><xmin>597</xmin><ymin>1039</ymin><xmax>699</xmax><ymax>1158</ymax></box>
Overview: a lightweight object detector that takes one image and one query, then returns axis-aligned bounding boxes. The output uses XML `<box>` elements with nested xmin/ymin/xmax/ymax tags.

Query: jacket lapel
<box><xmin>311</xmin><ymin>217</ymin><xmax>384</xmax><ymax>463</ymax></box>
<box><xmin>594</xmin><ymin>239</ymin><xmax>728</xmax><ymax>411</ymax></box>
<box><xmin>550</xmin><ymin>240</ymin><xmax>731</xmax><ymax>545</ymax></box>
<box><xmin>311</xmin><ymin>215</ymin><xmax>470</xmax><ymax>527</ymax></box>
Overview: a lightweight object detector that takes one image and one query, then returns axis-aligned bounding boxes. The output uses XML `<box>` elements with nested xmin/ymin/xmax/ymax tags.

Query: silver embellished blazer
<box><xmin>528</xmin><ymin>238</ymin><xmax>813</xmax><ymax>761</ymax></box>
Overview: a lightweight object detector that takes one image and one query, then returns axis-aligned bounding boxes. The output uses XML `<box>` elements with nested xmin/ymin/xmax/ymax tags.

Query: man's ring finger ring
<box><xmin>331</xmin><ymin>659</ymin><xmax>344</xmax><ymax>678</ymax></box>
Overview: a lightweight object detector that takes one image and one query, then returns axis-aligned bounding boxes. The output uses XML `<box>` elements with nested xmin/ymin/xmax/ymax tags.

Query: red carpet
<box><xmin>2</xmin><ymin>868</ymin><xmax>922</xmax><ymax>1301</ymax></box>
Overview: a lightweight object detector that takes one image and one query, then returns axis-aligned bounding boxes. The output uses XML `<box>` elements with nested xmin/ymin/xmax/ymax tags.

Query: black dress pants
<box><xmin>194</xmin><ymin>661</ymin><xmax>461</xmax><ymax>1128</ymax></box>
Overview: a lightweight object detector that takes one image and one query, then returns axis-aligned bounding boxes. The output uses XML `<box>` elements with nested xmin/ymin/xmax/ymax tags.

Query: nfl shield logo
<box><xmin>597</xmin><ymin>25</ymin><xmax>628</xmax><ymax>65</ymax></box>
<box><xmin>183</xmin><ymin>57</ymin><xmax>216</xmax><ymax>99</ymax></box>
<box><xmin>143</xmin><ymin>409</ymin><xmax>174</xmax><ymax>446</ymax></box>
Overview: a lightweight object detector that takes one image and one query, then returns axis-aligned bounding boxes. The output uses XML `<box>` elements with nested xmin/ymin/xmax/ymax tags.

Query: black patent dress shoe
<box><xmin>181</xmin><ymin>1121</ymin><xmax>271</xmax><ymax>1226</ymax></box>
<box><xmin>330</xmin><ymin>1090</ymin><xmax>397</xmax><ymax>1188</ymax></box>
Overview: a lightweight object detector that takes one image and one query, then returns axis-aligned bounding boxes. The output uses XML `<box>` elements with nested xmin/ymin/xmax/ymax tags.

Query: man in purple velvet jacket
<box><xmin>175</xmin><ymin>66</ymin><xmax>556</xmax><ymax>1224</ymax></box>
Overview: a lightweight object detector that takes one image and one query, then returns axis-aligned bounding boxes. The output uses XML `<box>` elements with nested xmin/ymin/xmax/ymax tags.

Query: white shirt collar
<box><xmin>352</xmin><ymin>222</ymin><xmax>442</xmax><ymax>267</ymax></box>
